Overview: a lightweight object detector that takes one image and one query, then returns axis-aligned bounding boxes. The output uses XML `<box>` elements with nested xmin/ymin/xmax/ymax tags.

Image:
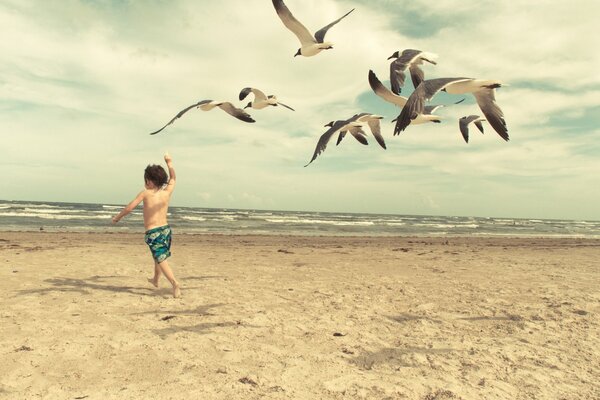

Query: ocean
<box><xmin>0</xmin><ymin>200</ymin><xmax>598</xmax><ymax>238</ymax></box>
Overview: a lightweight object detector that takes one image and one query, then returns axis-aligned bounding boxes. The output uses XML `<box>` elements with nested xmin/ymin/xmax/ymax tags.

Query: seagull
<box><xmin>239</xmin><ymin>87</ymin><xmax>295</xmax><ymax>111</ymax></box>
<box><xmin>388</xmin><ymin>49</ymin><xmax>437</xmax><ymax>94</ymax></box>
<box><xmin>305</xmin><ymin>117</ymin><xmax>364</xmax><ymax>167</ymax></box>
<box><xmin>393</xmin><ymin>78</ymin><xmax>508</xmax><ymax>141</ymax></box>
<box><xmin>369</xmin><ymin>70</ymin><xmax>464</xmax><ymax>126</ymax></box>
<box><xmin>459</xmin><ymin>115</ymin><xmax>486</xmax><ymax>143</ymax></box>
<box><xmin>149</xmin><ymin>100</ymin><xmax>255</xmax><ymax>135</ymax></box>
<box><xmin>272</xmin><ymin>0</ymin><xmax>355</xmax><ymax>57</ymax></box>
<box><xmin>336</xmin><ymin>113</ymin><xmax>386</xmax><ymax>149</ymax></box>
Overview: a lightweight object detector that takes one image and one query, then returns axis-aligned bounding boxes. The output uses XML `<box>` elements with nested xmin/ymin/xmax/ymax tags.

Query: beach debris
<box><xmin>277</xmin><ymin>249</ymin><xmax>293</xmax><ymax>254</ymax></box>
<box><xmin>15</xmin><ymin>345</ymin><xmax>33</xmax><ymax>352</ymax></box>
<box><xmin>161</xmin><ymin>315</ymin><xmax>176</xmax><ymax>321</ymax></box>
<box><xmin>239</xmin><ymin>376</ymin><xmax>258</xmax><ymax>386</ymax></box>
<box><xmin>333</xmin><ymin>332</ymin><xmax>346</xmax><ymax>337</ymax></box>
<box><xmin>74</xmin><ymin>396</ymin><xmax>89</xmax><ymax>400</ymax></box>
<box><xmin>216</xmin><ymin>367</ymin><xmax>228</xmax><ymax>374</ymax></box>
<box><xmin>573</xmin><ymin>309</ymin><xmax>588</xmax><ymax>316</ymax></box>
<box><xmin>341</xmin><ymin>347</ymin><xmax>355</xmax><ymax>355</ymax></box>
<box><xmin>392</xmin><ymin>248</ymin><xmax>410</xmax><ymax>252</ymax></box>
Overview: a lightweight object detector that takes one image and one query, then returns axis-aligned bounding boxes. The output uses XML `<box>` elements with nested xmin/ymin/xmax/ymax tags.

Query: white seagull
<box><xmin>388</xmin><ymin>49</ymin><xmax>437</xmax><ymax>94</ymax></box>
<box><xmin>272</xmin><ymin>0</ymin><xmax>355</xmax><ymax>57</ymax></box>
<box><xmin>393</xmin><ymin>78</ymin><xmax>508</xmax><ymax>141</ymax></box>
<box><xmin>149</xmin><ymin>100</ymin><xmax>255</xmax><ymax>135</ymax></box>
<box><xmin>336</xmin><ymin>113</ymin><xmax>386</xmax><ymax>149</ymax></box>
<box><xmin>305</xmin><ymin>117</ymin><xmax>364</xmax><ymax>166</ymax></box>
<box><xmin>459</xmin><ymin>115</ymin><xmax>486</xmax><ymax>143</ymax></box>
<box><xmin>239</xmin><ymin>87</ymin><xmax>295</xmax><ymax>111</ymax></box>
<box><xmin>369</xmin><ymin>70</ymin><xmax>463</xmax><ymax>126</ymax></box>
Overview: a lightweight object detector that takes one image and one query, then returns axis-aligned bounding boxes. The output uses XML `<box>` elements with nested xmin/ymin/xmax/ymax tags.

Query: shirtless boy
<box><xmin>112</xmin><ymin>153</ymin><xmax>180</xmax><ymax>298</ymax></box>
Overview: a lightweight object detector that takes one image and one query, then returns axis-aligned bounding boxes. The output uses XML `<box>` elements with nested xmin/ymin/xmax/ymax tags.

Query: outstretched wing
<box><xmin>389</xmin><ymin>49</ymin><xmax>421</xmax><ymax>94</ymax></box>
<box><xmin>277</xmin><ymin>101</ymin><xmax>295</xmax><ymax>111</ymax></box>
<box><xmin>367</xmin><ymin>119</ymin><xmax>386</xmax><ymax>149</ymax></box>
<box><xmin>314</xmin><ymin>8</ymin><xmax>355</xmax><ymax>43</ymax></box>
<box><xmin>305</xmin><ymin>120</ymin><xmax>346</xmax><ymax>167</ymax></box>
<box><xmin>272</xmin><ymin>0</ymin><xmax>315</xmax><ymax>45</ymax></box>
<box><xmin>368</xmin><ymin>70</ymin><xmax>407</xmax><ymax>107</ymax></box>
<box><xmin>149</xmin><ymin>100</ymin><xmax>211</xmax><ymax>135</ymax></box>
<box><xmin>473</xmin><ymin>89</ymin><xmax>508</xmax><ymax>141</ymax></box>
<box><xmin>217</xmin><ymin>102</ymin><xmax>256</xmax><ymax>123</ymax></box>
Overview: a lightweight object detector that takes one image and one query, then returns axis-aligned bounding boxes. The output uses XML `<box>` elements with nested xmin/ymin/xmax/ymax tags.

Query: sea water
<box><xmin>0</xmin><ymin>200</ymin><xmax>598</xmax><ymax>238</ymax></box>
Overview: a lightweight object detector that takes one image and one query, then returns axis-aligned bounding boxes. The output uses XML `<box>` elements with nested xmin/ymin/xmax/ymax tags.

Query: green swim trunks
<box><xmin>144</xmin><ymin>225</ymin><xmax>172</xmax><ymax>263</ymax></box>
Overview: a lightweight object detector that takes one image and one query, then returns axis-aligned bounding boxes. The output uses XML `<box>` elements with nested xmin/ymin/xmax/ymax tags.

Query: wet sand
<box><xmin>1</xmin><ymin>232</ymin><xmax>599</xmax><ymax>399</ymax></box>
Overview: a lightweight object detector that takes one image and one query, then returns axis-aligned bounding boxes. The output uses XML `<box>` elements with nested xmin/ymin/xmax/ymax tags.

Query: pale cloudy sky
<box><xmin>2</xmin><ymin>0</ymin><xmax>599</xmax><ymax>220</ymax></box>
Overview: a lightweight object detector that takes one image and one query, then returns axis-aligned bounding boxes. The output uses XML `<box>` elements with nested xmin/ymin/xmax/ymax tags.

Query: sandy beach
<box><xmin>1</xmin><ymin>232</ymin><xmax>598</xmax><ymax>399</ymax></box>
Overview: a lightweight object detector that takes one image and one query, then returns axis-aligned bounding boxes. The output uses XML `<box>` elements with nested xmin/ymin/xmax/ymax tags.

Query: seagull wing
<box><xmin>366</xmin><ymin>118</ymin><xmax>386</xmax><ymax>149</ymax></box>
<box><xmin>149</xmin><ymin>100</ymin><xmax>211</xmax><ymax>135</ymax></box>
<box><xmin>305</xmin><ymin>120</ymin><xmax>346</xmax><ymax>167</ymax></box>
<box><xmin>336</xmin><ymin>130</ymin><xmax>347</xmax><ymax>146</ymax></box>
<box><xmin>473</xmin><ymin>89</ymin><xmax>508</xmax><ymax>141</ymax></box>
<box><xmin>394</xmin><ymin>78</ymin><xmax>471</xmax><ymax>135</ymax></box>
<box><xmin>368</xmin><ymin>70</ymin><xmax>407</xmax><ymax>107</ymax></box>
<box><xmin>217</xmin><ymin>102</ymin><xmax>256</xmax><ymax>123</ymax></box>
<box><xmin>408</xmin><ymin>64</ymin><xmax>425</xmax><ymax>89</ymax></box>
<box><xmin>239</xmin><ymin>87</ymin><xmax>267</xmax><ymax>102</ymax></box>
<box><xmin>348</xmin><ymin>126</ymin><xmax>369</xmax><ymax>145</ymax></box>
<box><xmin>474</xmin><ymin>119</ymin><xmax>485</xmax><ymax>134</ymax></box>
<box><xmin>313</xmin><ymin>8</ymin><xmax>355</xmax><ymax>43</ymax></box>
<box><xmin>272</xmin><ymin>0</ymin><xmax>315</xmax><ymax>45</ymax></box>
<box><xmin>276</xmin><ymin>101</ymin><xmax>295</xmax><ymax>111</ymax></box>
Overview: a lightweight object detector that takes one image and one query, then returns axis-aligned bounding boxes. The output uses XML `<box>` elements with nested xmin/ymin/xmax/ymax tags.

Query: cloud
<box><xmin>1</xmin><ymin>0</ymin><xmax>599</xmax><ymax>219</ymax></box>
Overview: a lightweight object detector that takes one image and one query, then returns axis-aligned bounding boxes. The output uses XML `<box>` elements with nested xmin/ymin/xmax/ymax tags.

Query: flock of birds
<box><xmin>149</xmin><ymin>0</ymin><xmax>509</xmax><ymax>167</ymax></box>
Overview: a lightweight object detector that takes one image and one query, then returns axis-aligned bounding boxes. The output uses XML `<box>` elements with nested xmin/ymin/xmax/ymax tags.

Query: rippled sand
<box><xmin>1</xmin><ymin>232</ymin><xmax>599</xmax><ymax>399</ymax></box>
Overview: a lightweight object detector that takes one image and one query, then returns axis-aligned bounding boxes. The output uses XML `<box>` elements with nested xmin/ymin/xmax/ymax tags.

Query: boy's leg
<box><xmin>157</xmin><ymin>259</ymin><xmax>180</xmax><ymax>298</ymax></box>
<box><xmin>148</xmin><ymin>260</ymin><xmax>162</xmax><ymax>288</ymax></box>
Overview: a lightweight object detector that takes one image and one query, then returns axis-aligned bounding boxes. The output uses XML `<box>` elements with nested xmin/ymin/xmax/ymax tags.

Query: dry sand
<box><xmin>1</xmin><ymin>232</ymin><xmax>599</xmax><ymax>399</ymax></box>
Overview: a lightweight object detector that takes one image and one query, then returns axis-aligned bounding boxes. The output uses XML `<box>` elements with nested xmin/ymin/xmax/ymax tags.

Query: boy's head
<box><xmin>144</xmin><ymin>164</ymin><xmax>168</xmax><ymax>189</ymax></box>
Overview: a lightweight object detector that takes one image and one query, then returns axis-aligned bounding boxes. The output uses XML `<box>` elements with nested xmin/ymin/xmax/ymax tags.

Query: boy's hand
<box><xmin>112</xmin><ymin>216</ymin><xmax>120</xmax><ymax>224</ymax></box>
<box><xmin>164</xmin><ymin>152</ymin><xmax>172</xmax><ymax>164</ymax></box>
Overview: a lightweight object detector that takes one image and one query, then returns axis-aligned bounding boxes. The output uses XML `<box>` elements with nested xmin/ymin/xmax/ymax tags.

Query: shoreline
<box><xmin>2</xmin><ymin>231</ymin><xmax>599</xmax><ymax>399</ymax></box>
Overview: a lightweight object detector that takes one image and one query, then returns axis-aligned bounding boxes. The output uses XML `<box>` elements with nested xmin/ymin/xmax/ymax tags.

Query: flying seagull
<box><xmin>272</xmin><ymin>0</ymin><xmax>355</xmax><ymax>57</ymax></box>
<box><xmin>459</xmin><ymin>115</ymin><xmax>486</xmax><ymax>143</ymax></box>
<box><xmin>388</xmin><ymin>49</ymin><xmax>437</xmax><ymax>94</ymax></box>
<box><xmin>149</xmin><ymin>100</ymin><xmax>255</xmax><ymax>135</ymax></box>
<box><xmin>239</xmin><ymin>87</ymin><xmax>295</xmax><ymax>111</ymax></box>
<box><xmin>336</xmin><ymin>113</ymin><xmax>386</xmax><ymax>149</ymax></box>
<box><xmin>369</xmin><ymin>70</ymin><xmax>463</xmax><ymax>126</ymax></box>
<box><xmin>393</xmin><ymin>78</ymin><xmax>508</xmax><ymax>141</ymax></box>
<box><xmin>305</xmin><ymin>117</ymin><xmax>364</xmax><ymax>167</ymax></box>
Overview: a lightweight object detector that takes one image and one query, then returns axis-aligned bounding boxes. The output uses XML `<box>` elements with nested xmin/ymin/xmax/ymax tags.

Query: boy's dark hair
<box><xmin>144</xmin><ymin>164</ymin><xmax>168</xmax><ymax>188</ymax></box>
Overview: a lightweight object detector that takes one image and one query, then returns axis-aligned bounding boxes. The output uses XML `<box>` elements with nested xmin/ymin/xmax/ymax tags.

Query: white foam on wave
<box><xmin>0</xmin><ymin>212</ymin><xmax>111</xmax><ymax>220</ymax></box>
<box><xmin>265</xmin><ymin>218</ymin><xmax>374</xmax><ymax>226</ymax></box>
<box><xmin>180</xmin><ymin>215</ymin><xmax>207</xmax><ymax>222</ymax></box>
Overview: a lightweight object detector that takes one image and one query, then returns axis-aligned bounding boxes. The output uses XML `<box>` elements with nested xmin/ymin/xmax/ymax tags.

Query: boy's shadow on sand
<box><xmin>16</xmin><ymin>275</ymin><xmax>207</xmax><ymax>297</ymax></box>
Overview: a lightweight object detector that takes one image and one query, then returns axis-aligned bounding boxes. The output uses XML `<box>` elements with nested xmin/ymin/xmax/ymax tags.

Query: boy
<box><xmin>112</xmin><ymin>153</ymin><xmax>181</xmax><ymax>298</ymax></box>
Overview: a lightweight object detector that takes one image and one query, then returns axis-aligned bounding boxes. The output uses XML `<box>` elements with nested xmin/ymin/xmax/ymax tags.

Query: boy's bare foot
<box><xmin>147</xmin><ymin>278</ymin><xmax>159</xmax><ymax>288</ymax></box>
<box><xmin>173</xmin><ymin>283</ymin><xmax>181</xmax><ymax>298</ymax></box>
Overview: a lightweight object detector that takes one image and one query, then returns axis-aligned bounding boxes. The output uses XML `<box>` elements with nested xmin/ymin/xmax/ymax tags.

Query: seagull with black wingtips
<box><xmin>387</xmin><ymin>49</ymin><xmax>437</xmax><ymax>94</ymax></box>
<box><xmin>239</xmin><ymin>87</ymin><xmax>295</xmax><ymax>111</ymax></box>
<box><xmin>272</xmin><ymin>0</ymin><xmax>354</xmax><ymax>57</ymax></box>
<box><xmin>369</xmin><ymin>70</ymin><xmax>464</xmax><ymax>126</ymax></box>
<box><xmin>459</xmin><ymin>115</ymin><xmax>486</xmax><ymax>143</ymax></box>
<box><xmin>393</xmin><ymin>77</ymin><xmax>508</xmax><ymax>141</ymax></box>
<box><xmin>149</xmin><ymin>100</ymin><xmax>255</xmax><ymax>135</ymax></box>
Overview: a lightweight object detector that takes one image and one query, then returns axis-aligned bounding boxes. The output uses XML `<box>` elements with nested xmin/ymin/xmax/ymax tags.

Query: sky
<box><xmin>1</xmin><ymin>0</ymin><xmax>599</xmax><ymax>220</ymax></box>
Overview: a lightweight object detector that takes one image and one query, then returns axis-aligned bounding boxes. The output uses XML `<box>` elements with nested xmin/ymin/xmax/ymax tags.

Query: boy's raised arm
<box><xmin>112</xmin><ymin>191</ymin><xmax>145</xmax><ymax>224</ymax></box>
<box><xmin>164</xmin><ymin>152</ymin><xmax>176</xmax><ymax>192</ymax></box>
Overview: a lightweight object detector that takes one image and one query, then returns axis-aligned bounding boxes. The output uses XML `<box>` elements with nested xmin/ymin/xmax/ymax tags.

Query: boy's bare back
<box><xmin>112</xmin><ymin>153</ymin><xmax>176</xmax><ymax>228</ymax></box>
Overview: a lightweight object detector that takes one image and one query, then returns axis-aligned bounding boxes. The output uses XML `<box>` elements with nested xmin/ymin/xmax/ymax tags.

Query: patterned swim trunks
<box><xmin>144</xmin><ymin>225</ymin><xmax>172</xmax><ymax>263</ymax></box>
